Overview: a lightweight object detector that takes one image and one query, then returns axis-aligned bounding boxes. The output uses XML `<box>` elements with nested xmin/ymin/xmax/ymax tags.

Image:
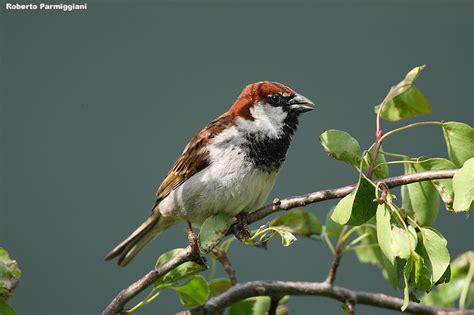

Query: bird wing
<box><xmin>155</xmin><ymin>114</ymin><xmax>234</xmax><ymax>202</ymax></box>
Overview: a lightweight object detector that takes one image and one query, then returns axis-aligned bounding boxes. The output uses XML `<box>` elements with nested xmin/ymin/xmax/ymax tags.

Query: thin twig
<box><xmin>268</xmin><ymin>296</ymin><xmax>282</xmax><ymax>315</ymax></box>
<box><xmin>103</xmin><ymin>169</ymin><xmax>457</xmax><ymax>315</ymax></box>
<box><xmin>190</xmin><ymin>280</ymin><xmax>474</xmax><ymax>315</ymax></box>
<box><xmin>211</xmin><ymin>249</ymin><xmax>238</xmax><ymax>285</ymax></box>
<box><xmin>325</xmin><ymin>226</ymin><xmax>348</xmax><ymax>285</ymax></box>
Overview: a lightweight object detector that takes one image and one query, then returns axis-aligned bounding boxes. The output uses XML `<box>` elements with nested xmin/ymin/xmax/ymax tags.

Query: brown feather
<box><xmin>155</xmin><ymin>114</ymin><xmax>235</xmax><ymax>202</ymax></box>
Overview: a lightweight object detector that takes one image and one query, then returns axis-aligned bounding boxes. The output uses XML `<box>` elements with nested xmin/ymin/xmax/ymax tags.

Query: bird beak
<box><xmin>288</xmin><ymin>94</ymin><xmax>315</xmax><ymax>113</ymax></box>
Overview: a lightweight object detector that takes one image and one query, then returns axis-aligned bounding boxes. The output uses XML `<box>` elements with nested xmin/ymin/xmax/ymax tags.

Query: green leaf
<box><xmin>419</xmin><ymin>227</ymin><xmax>450</xmax><ymax>284</ymax></box>
<box><xmin>375</xmin><ymin>65</ymin><xmax>432</xmax><ymax>122</ymax></box>
<box><xmin>319</xmin><ymin>130</ymin><xmax>361</xmax><ymax>168</ymax></box>
<box><xmin>0</xmin><ymin>303</ymin><xmax>16</xmax><ymax>315</ymax></box>
<box><xmin>154</xmin><ymin>248</ymin><xmax>207</xmax><ymax>287</ymax></box>
<box><xmin>229</xmin><ymin>297</ymin><xmax>271</xmax><ymax>315</ymax></box>
<box><xmin>169</xmin><ymin>275</ymin><xmax>209</xmax><ymax>307</ymax></box>
<box><xmin>363</xmin><ymin>145</ymin><xmax>389</xmax><ymax>179</ymax></box>
<box><xmin>403</xmin><ymin>257</ymin><xmax>414</xmax><ymax>311</ymax></box>
<box><xmin>376</xmin><ymin>204</ymin><xmax>394</xmax><ymax>263</ymax></box>
<box><xmin>442</xmin><ymin>122</ymin><xmax>474</xmax><ymax>168</ymax></box>
<box><xmin>413</xmin><ymin>158</ymin><xmax>456</xmax><ymax>210</ymax></box>
<box><xmin>0</xmin><ymin>248</ymin><xmax>21</xmax><ymax>302</ymax></box>
<box><xmin>376</xmin><ymin>87</ymin><xmax>432</xmax><ymax>121</ymax></box>
<box><xmin>401</xmin><ymin>163</ymin><xmax>439</xmax><ymax>226</ymax></box>
<box><xmin>325</xmin><ymin>207</ymin><xmax>344</xmax><ymax>238</ymax></box>
<box><xmin>276</xmin><ymin>229</ymin><xmax>297</xmax><ymax>247</ymax></box>
<box><xmin>331</xmin><ymin>175</ymin><xmax>377</xmax><ymax>226</ymax></box>
<box><xmin>436</xmin><ymin>265</ymin><xmax>451</xmax><ymax>285</ymax></box>
<box><xmin>198</xmin><ymin>214</ymin><xmax>234</xmax><ymax>253</ymax></box>
<box><xmin>354</xmin><ymin>224</ymin><xmax>384</xmax><ymax>265</ymax></box>
<box><xmin>391</xmin><ymin>225</ymin><xmax>418</xmax><ymax>260</ymax></box>
<box><xmin>408</xmin><ymin>252</ymin><xmax>432</xmax><ymax>292</ymax></box>
<box><xmin>352</xmin><ymin>223</ymin><xmax>401</xmax><ymax>289</ymax></box>
<box><xmin>209</xmin><ymin>278</ymin><xmax>231</xmax><ymax>298</ymax></box>
<box><xmin>270</xmin><ymin>209</ymin><xmax>322</xmax><ymax>237</ymax></box>
<box><xmin>248</xmin><ymin>226</ymin><xmax>297</xmax><ymax>247</ymax></box>
<box><xmin>422</xmin><ymin>251</ymin><xmax>474</xmax><ymax>308</ymax></box>
<box><xmin>452</xmin><ymin>157</ymin><xmax>474</xmax><ymax>212</ymax></box>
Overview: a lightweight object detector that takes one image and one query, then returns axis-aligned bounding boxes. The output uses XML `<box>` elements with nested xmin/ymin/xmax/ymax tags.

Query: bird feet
<box><xmin>232</xmin><ymin>212</ymin><xmax>251</xmax><ymax>242</ymax></box>
<box><xmin>187</xmin><ymin>221</ymin><xmax>206</xmax><ymax>265</ymax></box>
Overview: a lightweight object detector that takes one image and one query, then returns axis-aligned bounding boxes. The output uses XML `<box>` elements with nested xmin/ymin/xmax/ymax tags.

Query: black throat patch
<box><xmin>243</xmin><ymin>113</ymin><xmax>299</xmax><ymax>173</ymax></box>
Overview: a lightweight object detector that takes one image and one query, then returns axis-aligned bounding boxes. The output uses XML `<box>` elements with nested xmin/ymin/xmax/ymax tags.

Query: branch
<box><xmin>325</xmin><ymin>226</ymin><xmax>348</xmax><ymax>285</ymax></box>
<box><xmin>102</xmin><ymin>246</ymin><xmax>194</xmax><ymax>315</ymax></box>
<box><xmin>211</xmin><ymin>249</ymin><xmax>238</xmax><ymax>285</ymax></box>
<box><xmin>245</xmin><ymin>169</ymin><xmax>457</xmax><ymax>224</ymax></box>
<box><xmin>190</xmin><ymin>280</ymin><xmax>474</xmax><ymax>315</ymax></box>
<box><xmin>103</xmin><ymin>169</ymin><xmax>457</xmax><ymax>315</ymax></box>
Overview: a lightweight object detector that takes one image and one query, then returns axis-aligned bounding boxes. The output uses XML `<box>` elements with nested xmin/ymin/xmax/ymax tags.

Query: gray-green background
<box><xmin>1</xmin><ymin>1</ymin><xmax>473</xmax><ymax>314</ymax></box>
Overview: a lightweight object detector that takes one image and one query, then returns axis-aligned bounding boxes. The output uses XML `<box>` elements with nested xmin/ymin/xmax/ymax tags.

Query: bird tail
<box><xmin>105</xmin><ymin>207</ymin><xmax>179</xmax><ymax>267</ymax></box>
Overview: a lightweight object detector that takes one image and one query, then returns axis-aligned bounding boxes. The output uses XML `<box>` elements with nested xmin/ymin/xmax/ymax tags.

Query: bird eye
<box><xmin>270</xmin><ymin>94</ymin><xmax>281</xmax><ymax>104</ymax></box>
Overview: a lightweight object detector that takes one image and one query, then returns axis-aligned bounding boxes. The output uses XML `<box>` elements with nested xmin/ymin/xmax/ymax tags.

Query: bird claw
<box><xmin>232</xmin><ymin>212</ymin><xmax>251</xmax><ymax>242</ymax></box>
<box><xmin>187</xmin><ymin>224</ymin><xmax>206</xmax><ymax>265</ymax></box>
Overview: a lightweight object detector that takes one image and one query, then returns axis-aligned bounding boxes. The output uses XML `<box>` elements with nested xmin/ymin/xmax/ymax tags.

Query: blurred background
<box><xmin>1</xmin><ymin>1</ymin><xmax>473</xmax><ymax>314</ymax></box>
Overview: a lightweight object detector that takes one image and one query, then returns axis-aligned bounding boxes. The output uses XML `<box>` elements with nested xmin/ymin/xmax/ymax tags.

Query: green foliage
<box><xmin>129</xmin><ymin>248</ymin><xmax>209</xmax><ymax>312</ymax></box>
<box><xmin>419</xmin><ymin>227</ymin><xmax>450</xmax><ymax>284</ymax></box>
<box><xmin>154</xmin><ymin>248</ymin><xmax>207</xmax><ymax>288</ymax></box>
<box><xmin>331</xmin><ymin>174</ymin><xmax>378</xmax><ymax>226</ymax></box>
<box><xmin>442</xmin><ymin>122</ymin><xmax>474</xmax><ymax>168</ymax></box>
<box><xmin>209</xmin><ymin>278</ymin><xmax>232</xmax><ymax>298</ymax></box>
<box><xmin>423</xmin><ymin>252</ymin><xmax>474</xmax><ymax>309</ymax></box>
<box><xmin>168</xmin><ymin>275</ymin><xmax>209</xmax><ymax>307</ymax></box>
<box><xmin>353</xmin><ymin>224</ymin><xmax>383</xmax><ymax>265</ymax></box>
<box><xmin>413</xmin><ymin>158</ymin><xmax>456</xmax><ymax>210</ymax></box>
<box><xmin>402</xmin><ymin>162</ymin><xmax>439</xmax><ymax>226</ymax></box>
<box><xmin>270</xmin><ymin>209</ymin><xmax>322</xmax><ymax>237</ymax></box>
<box><xmin>375</xmin><ymin>204</ymin><xmax>393</xmax><ymax>262</ymax></box>
<box><xmin>0</xmin><ymin>302</ymin><xmax>16</xmax><ymax>315</ymax></box>
<box><xmin>363</xmin><ymin>146</ymin><xmax>389</xmax><ymax>179</ymax></box>
<box><xmin>0</xmin><ymin>248</ymin><xmax>21</xmax><ymax>304</ymax></box>
<box><xmin>319</xmin><ymin>129</ymin><xmax>361</xmax><ymax>168</ymax></box>
<box><xmin>452</xmin><ymin>158</ymin><xmax>474</xmax><ymax>212</ymax></box>
<box><xmin>198</xmin><ymin>214</ymin><xmax>234</xmax><ymax>253</ymax></box>
<box><xmin>229</xmin><ymin>297</ymin><xmax>271</xmax><ymax>315</ymax></box>
<box><xmin>247</xmin><ymin>225</ymin><xmax>297</xmax><ymax>247</ymax></box>
<box><xmin>375</xmin><ymin>65</ymin><xmax>432</xmax><ymax>121</ymax></box>
<box><xmin>324</xmin><ymin>207</ymin><xmax>344</xmax><ymax>238</ymax></box>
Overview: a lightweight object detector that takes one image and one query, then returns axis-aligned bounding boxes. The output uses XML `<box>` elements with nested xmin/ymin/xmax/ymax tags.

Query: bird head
<box><xmin>228</xmin><ymin>81</ymin><xmax>314</xmax><ymax>138</ymax></box>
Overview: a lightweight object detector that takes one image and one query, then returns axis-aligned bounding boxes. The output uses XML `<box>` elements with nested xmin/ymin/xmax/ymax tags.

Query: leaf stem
<box><xmin>127</xmin><ymin>288</ymin><xmax>162</xmax><ymax>313</ymax></box>
<box><xmin>379</xmin><ymin>151</ymin><xmax>410</xmax><ymax>159</ymax></box>
<box><xmin>323</xmin><ymin>230</ymin><xmax>336</xmax><ymax>255</ymax></box>
<box><xmin>373</xmin><ymin>160</ymin><xmax>421</xmax><ymax>171</ymax></box>
<box><xmin>380</xmin><ymin>121</ymin><xmax>443</xmax><ymax>142</ymax></box>
<box><xmin>390</xmin><ymin>204</ymin><xmax>414</xmax><ymax>254</ymax></box>
<box><xmin>459</xmin><ymin>258</ymin><xmax>474</xmax><ymax>309</ymax></box>
<box><xmin>342</xmin><ymin>233</ymin><xmax>370</xmax><ymax>255</ymax></box>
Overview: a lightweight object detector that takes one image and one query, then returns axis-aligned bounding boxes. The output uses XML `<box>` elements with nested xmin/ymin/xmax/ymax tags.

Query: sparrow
<box><xmin>105</xmin><ymin>81</ymin><xmax>314</xmax><ymax>266</ymax></box>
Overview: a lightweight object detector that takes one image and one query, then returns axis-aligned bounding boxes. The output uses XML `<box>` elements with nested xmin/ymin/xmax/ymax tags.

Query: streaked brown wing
<box><xmin>155</xmin><ymin>114</ymin><xmax>234</xmax><ymax>202</ymax></box>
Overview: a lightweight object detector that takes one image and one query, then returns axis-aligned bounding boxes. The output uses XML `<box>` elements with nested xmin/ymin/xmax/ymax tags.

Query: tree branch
<box><xmin>245</xmin><ymin>169</ymin><xmax>457</xmax><ymax>224</ymax></box>
<box><xmin>190</xmin><ymin>280</ymin><xmax>474</xmax><ymax>315</ymax></box>
<box><xmin>325</xmin><ymin>226</ymin><xmax>348</xmax><ymax>285</ymax></box>
<box><xmin>103</xmin><ymin>169</ymin><xmax>457</xmax><ymax>315</ymax></box>
<box><xmin>102</xmin><ymin>247</ymin><xmax>194</xmax><ymax>315</ymax></box>
<box><xmin>211</xmin><ymin>249</ymin><xmax>238</xmax><ymax>285</ymax></box>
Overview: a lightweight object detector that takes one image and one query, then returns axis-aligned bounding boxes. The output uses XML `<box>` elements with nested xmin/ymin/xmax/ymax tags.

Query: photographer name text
<box><xmin>5</xmin><ymin>3</ymin><xmax>87</xmax><ymax>12</ymax></box>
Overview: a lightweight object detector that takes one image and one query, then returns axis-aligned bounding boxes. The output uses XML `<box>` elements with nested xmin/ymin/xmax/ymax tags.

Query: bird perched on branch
<box><xmin>105</xmin><ymin>81</ymin><xmax>314</xmax><ymax>266</ymax></box>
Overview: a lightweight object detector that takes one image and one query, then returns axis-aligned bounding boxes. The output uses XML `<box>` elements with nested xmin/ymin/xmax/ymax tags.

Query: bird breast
<box><xmin>158</xmin><ymin>125</ymin><xmax>279</xmax><ymax>225</ymax></box>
